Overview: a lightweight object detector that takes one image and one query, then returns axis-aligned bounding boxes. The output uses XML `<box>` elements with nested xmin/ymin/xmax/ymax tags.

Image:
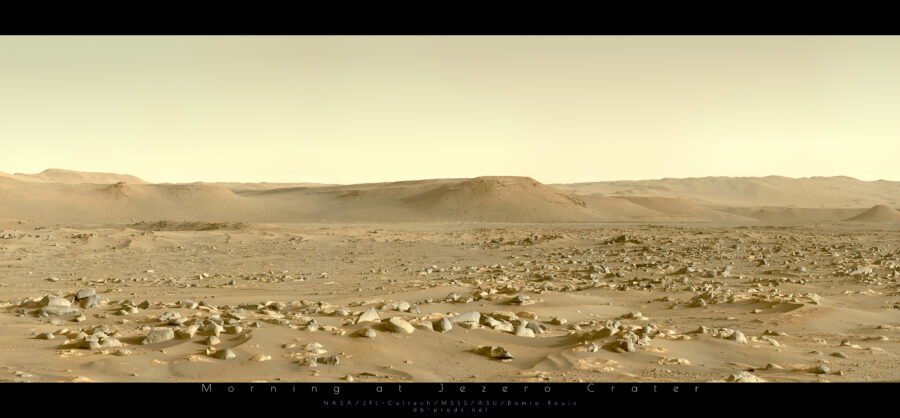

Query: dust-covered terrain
<box><xmin>0</xmin><ymin>170</ymin><xmax>898</xmax><ymax>383</ymax></box>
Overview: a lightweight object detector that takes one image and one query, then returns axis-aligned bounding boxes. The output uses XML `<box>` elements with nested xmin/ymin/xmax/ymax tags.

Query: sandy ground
<box><xmin>1</xmin><ymin>221</ymin><xmax>898</xmax><ymax>383</ymax></box>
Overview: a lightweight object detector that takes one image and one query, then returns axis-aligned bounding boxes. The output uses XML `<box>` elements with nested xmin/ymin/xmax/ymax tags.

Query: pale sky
<box><xmin>1</xmin><ymin>36</ymin><xmax>898</xmax><ymax>184</ymax></box>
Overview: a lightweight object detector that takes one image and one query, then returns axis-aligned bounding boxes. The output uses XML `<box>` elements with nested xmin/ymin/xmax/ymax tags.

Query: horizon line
<box><xmin>2</xmin><ymin>168</ymin><xmax>898</xmax><ymax>185</ymax></box>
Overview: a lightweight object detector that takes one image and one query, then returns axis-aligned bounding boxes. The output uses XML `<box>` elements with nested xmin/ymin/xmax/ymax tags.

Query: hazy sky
<box><xmin>1</xmin><ymin>36</ymin><xmax>898</xmax><ymax>184</ymax></box>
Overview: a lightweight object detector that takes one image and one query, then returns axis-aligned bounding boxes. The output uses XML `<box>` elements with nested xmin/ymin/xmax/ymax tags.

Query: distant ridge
<box><xmin>1</xmin><ymin>169</ymin><xmax>898</xmax><ymax>224</ymax></box>
<box><xmin>553</xmin><ymin>176</ymin><xmax>900</xmax><ymax>208</ymax></box>
<box><xmin>249</xmin><ymin>176</ymin><xmax>610</xmax><ymax>223</ymax></box>
<box><xmin>5</xmin><ymin>169</ymin><xmax>148</xmax><ymax>184</ymax></box>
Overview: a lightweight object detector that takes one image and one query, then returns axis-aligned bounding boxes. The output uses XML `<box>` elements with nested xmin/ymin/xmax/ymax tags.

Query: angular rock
<box><xmin>39</xmin><ymin>295</ymin><xmax>71</xmax><ymax>307</ymax></box>
<box><xmin>434</xmin><ymin>318</ymin><xmax>453</xmax><ymax>333</ymax></box>
<box><xmin>478</xmin><ymin>345</ymin><xmax>514</xmax><ymax>359</ymax></box>
<box><xmin>511</xmin><ymin>295</ymin><xmax>530</xmax><ymax>304</ymax></box>
<box><xmin>594</xmin><ymin>327</ymin><xmax>618</xmax><ymax>338</ymax></box>
<box><xmin>175</xmin><ymin>325</ymin><xmax>199</xmax><ymax>339</ymax></box>
<box><xmin>249</xmin><ymin>354</ymin><xmax>272</xmax><ymax>362</ymax></box>
<box><xmin>99</xmin><ymin>337</ymin><xmax>122</xmax><ymax>348</ymax></box>
<box><xmin>40</xmin><ymin>306</ymin><xmax>80</xmax><ymax>316</ymax></box>
<box><xmin>729</xmin><ymin>330</ymin><xmax>748</xmax><ymax>344</ymax></box>
<box><xmin>450</xmin><ymin>311</ymin><xmax>481</xmax><ymax>324</ymax></box>
<box><xmin>217</xmin><ymin>348</ymin><xmax>236</xmax><ymax>360</ymax></box>
<box><xmin>159</xmin><ymin>311</ymin><xmax>181</xmax><ymax>322</ymax></box>
<box><xmin>305</xmin><ymin>342</ymin><xmax>327</xmax><ymax>354</ymax></box>
<box><xmin>142</xmin><ymin>328</ymin><xmax>175</xmax><ymax>344</ymax></box>
<box><xmin>727</xmin><ymin>371</ymin><xmax>765</xmax><ymax>382</ymax></box>
<box><xmin>525</xmin><ymin>321</ymin><xmax>544</xmax><ymax>335</ymax></box>
<box><xmin>80</xmin><ymin>339</ymin><xmax>101</xmax><ymax>350</ymax></box>
<box><xmin>81</xmin><ymin>295</ymin><xmax>102</xmax><ymax>309</ymax></box>
<box><xmin>514</xmin><ymin>324</ymin><xmax>535</xmax><ymax>338</ymax></box>
<box><xmin>318</xmin><ymin>355</ymin><xmax>340</xmax><ymax>365</ymax></box>
<box><xmin>205</xmin><ymin>323</ymin><xmax>224</xmax><ymax>337</ymax></box>
<box><xmin>356</xmin><ymin>307</ymin><xmax>380</xmax><ymax>324</ymax></box>
<box><xmin>75</xmin><ymin>289</ymin><xmax>96</xmax><ymax>300</ymax></box>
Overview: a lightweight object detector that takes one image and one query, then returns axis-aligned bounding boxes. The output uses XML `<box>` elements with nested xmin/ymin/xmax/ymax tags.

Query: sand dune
<box><xmin>1</xmin><ymin>169</ymin><xmax>897</xmax><ymax>224</ymax></box>
<box><xmin>575</xmin><ymin>196</ymin><xmax>759</xmax><ymax>222</ymax></box>
<box><xmin>844</xmin><ymin>205</ymin><xmax>900</xmax><ymax>222</ymax></box>
<box><xmin>0</xmin><ymin>174</ymin><xmax>609</xmax><ymax>223</ymax></box>
<box><xmin>250</xmin><ymin>176</ymin><xmax>612</xmax><ymax>223</ymax></box>
<box><xmin>0</xmin><ymin>181</ymin><xmax>265</xmax><ymax>224</ymax></box>
<box><xmin>616</xmin><ymin>196</ymin><xmax>758</xmax><ymax>222</ymax></box>
<box><xmin>554</xmin><ymin>176</ymin><xmax>900</xmax><ymax>208</ymax></box>
<box><xmin>3</xmin><ymin>169</ymin><xmax>148</xmax><ymax>184</ymax></box>
<box><xmin>198</xmin><ymin>182</ymin><xmax>337</xmax><ymax>193</ymax></box>
<box><xmin>721</xmin><ymin>207</ymin><xmax>869</xmax><ymax>223</ymax></box>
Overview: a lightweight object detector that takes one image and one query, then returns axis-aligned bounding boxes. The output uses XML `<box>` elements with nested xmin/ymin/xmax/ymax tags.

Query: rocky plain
<box><xmin>1</xmin><ymin>170</ymin><xmax>899</xmax><ymax>383</ymax></box>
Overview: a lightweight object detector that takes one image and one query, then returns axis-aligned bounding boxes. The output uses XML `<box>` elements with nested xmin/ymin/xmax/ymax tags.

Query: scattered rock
<box><xmin>217</xmin><ymin>348</ymin><xmax>236</xmax><ymax>360</ymax></box>
<box><xmin>143</xmin><ymin>328</ymin><xmax>175</xmax><ymax>344</ymax></box>
<box><xmin>356</xmin><ymin>307</ymin><xmax>380</xmax><ymax>324</ymax></box>
<box><xmin>175</xmin><ymin>325</ymin><xmax>199</xmax><ymax>339</ymax></box>
<box><xmin>477</xmin><ymin>345</ymin><xmax>514</xmax><ymax>359</ymax></box>
<box><xmin>550</xmin><ymin>316</ymin><xmax>567</xmax><ymax>325</ymax></box>
<box><xmin>514</xmin><ymin>324</ymin><xmax>535</xmax><ymax>337</ymax></box>
<box><xmin>434</xmin><ymin>318</ymin><xmax>453</xmax><ymax>333</ymax></box>
<box><xmin>40</xmin><ymin>306</ymin><xmax>80</xmax><ymax>316</ymax></box>
<box><xmin>75</xmin><ymin>289</ymin><xmax>96</xmax><ymax>300</ymax></box>
<box><xmin>729</xmin><ymin>330</ymin><xmax>748</xmax><ymax>344</ymax></box>
<box><xmin>317</xmin><ymin>355</ymin><xmax>340</xmax><ymax>365</ymax></box>
<box><xmin>386</xmin><ymin>317</ymin><xmax>415</xmax><ymax>334</ymax></box>
<box><xmin>39</xmin><ymin>295</ymin><xmax>71</xmax><ymax>307</ymax></box>
<box><xmin>450</xmin><ymin>311</ymin><xmax>481</xmax><ymax>324</ymax></box>
<box><xmin>727</xmin><ymin>371</ymin><xmax>766</xmax><ymax>382</ymax></box>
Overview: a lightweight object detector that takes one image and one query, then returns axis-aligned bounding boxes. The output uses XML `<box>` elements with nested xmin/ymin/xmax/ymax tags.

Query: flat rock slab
<box><xmin>40</xmin><ymin>296</ymin><xmax>71</xmax><ymax>307</ymax></box>
<box><xmin>450</xmin><ymin>311</ymin><xmax>481</xmax><ymax>324</ymax></box>
<box><xmin>175</xmin><ymin>325</ymin><xmax>199</xmax><ymax>339</ymax></box>
<box><xmin>386</xmin><ymin>317</ymin><xmax>415</xmax><ymax>334</ymax></box>
<box><xmin>40</xmin><ymin>306</ymin><xmax>80</xmax><ymax>316</ymax></box>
